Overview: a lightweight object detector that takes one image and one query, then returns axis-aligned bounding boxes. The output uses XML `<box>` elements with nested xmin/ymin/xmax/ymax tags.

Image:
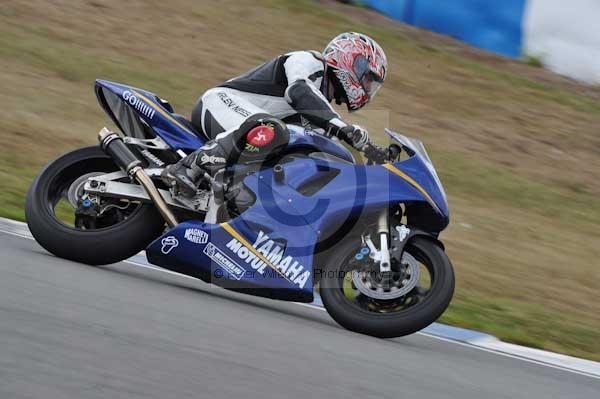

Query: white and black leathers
<box><xmin>191</xmin><ymin>50</ymin><xmax>349</xmax><ymax>138</ymax></box>
<box><xmin>161</xmin><ymin>51</ymin><xmax>369</xmax><ymax>195</ymax></box>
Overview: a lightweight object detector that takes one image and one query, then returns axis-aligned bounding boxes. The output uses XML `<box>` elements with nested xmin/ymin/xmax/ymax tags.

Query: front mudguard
<box><xmin>391</xmin><ymin>225</ymin><xmax>445</xmax><ymax>259</ymax></box>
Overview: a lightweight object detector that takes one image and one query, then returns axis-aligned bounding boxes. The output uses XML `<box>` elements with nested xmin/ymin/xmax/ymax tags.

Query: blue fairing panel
<box><xmin>147</xmin><ymin>223</ymin><xmax>316</xmax><ymax>302</ymax></box>
<box><xmin>286</xmin><ymin>125</ymin><xmax>355</xmax><ymax>163</ymax></box>
<box><xmin>243</xmin><ymin>157</ymin><xmax>449</xmax><ymax>236</ymax></box>
<box><xmin>95</xmin><ymin>80</ymin><xmax>205</xmax><ymax>151</ymax></box>
<box><xmin>146</xmin><ymin>173</ymin><xmax>319</xmax><ymax>302</ymax></box>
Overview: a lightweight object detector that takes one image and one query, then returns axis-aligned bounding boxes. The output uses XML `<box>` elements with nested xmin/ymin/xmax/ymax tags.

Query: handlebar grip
<box><xmin>388</xmin><ymin>144</ymin><xmax>401</xmax><ymax>160</ymax></box>
<box><xmin>341</xmin><ymin>128</ymin><xmax>355</xmax><ymax>141</ymax></box>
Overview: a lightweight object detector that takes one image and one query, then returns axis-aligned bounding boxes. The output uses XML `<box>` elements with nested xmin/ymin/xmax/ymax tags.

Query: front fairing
<box><xmin>385</xmin><ymin>130</ymin><xmax>449</xmax><ymax>219</ymax></box>
<box><xmin>252</xmin><ymin>157</ymin><xmax>449</xmax><ymax>235</ymax></box>
<box><xmin>284</xmin><ymin>127</ymin><xmax>448</xmax><ymax>222</ymax></box>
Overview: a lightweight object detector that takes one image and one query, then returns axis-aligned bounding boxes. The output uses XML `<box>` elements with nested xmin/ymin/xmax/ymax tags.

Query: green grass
<box><xmin>441</xmin><ymin>292</ymin><xmax>600</xmax><ymax>359</ymax></box>
<box><xmin>1</xmin><ymin>0</ymin><xmax>599</xmax><ymax>360</ymax></box>
<box><xmin>434</xmin><ymin>150</ymin><xmax>600</xmax><ymax>226</ymax></box>
<box><xmin>522</xmin><ymin>54</ymin><xmax>544</xmax><ymax>68</ymax></box>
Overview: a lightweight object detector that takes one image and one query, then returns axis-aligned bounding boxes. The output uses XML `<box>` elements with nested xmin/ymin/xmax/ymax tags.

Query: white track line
<box><xmin>1</xmin><ymin>222</ymin><xmax>599</xmax><ymax>380</ymax></box>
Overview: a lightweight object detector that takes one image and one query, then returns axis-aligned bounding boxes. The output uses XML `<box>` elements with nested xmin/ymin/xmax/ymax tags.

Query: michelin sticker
<box><xmin>161</xmin><ymin>236</ymin><xmax>179</xmax><ymax>254</ymax></box>
<box><xmin>226</xmin><ymin>231</ymin><xmax>311</xmax><ymax>289</ymax></box>
<box><xmin>184</xmin><ymin>228</ymin><xmax>209</xmax><ymax>244</ymax></box>
<box><xmin>204</xmin><ymin>242</ymin><xmax>245</xmax><ymax>280</ymax></box>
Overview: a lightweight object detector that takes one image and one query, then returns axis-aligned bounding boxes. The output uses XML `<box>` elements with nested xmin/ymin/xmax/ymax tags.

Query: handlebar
<box><xmin>336</xmin><ymin>126</ymin><xmax>401</xmax><ymax>164</ymax></box>
<box><xmin>362</xmin><ymin>142</ymin><xmax>401</xmax><ymax>164</ymax></box>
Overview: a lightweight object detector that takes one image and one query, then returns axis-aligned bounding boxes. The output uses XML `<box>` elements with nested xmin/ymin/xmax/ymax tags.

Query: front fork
<box><xmin>363</xmin><ymin>208</ymin><xmax>392</xmax><ymax>272</ymax></box>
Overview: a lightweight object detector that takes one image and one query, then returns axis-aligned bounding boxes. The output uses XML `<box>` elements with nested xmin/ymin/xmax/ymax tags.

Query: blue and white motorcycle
<box><xmin>26</xmin><ymin>80</ymin><xmax>454</xmax><ymax>338</ymax></box>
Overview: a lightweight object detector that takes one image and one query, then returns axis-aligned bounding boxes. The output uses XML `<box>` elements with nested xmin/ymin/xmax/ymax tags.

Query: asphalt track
<box><xmin>1</xmin><ymin>231</ymin><xmax>598</xmax><ymax>399</ymax></box>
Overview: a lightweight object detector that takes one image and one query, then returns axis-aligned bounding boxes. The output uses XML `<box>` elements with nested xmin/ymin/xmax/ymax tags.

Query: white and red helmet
<box><xmin>324</xmin><ymin>32</ymin><xmax>388</xmax><ymax>111</ymax></box>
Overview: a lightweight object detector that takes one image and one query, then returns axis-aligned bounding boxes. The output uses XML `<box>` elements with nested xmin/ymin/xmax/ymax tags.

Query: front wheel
<box><xmin>25</xmin><ymin>146</ymin><xmax>166</xmax><ymax>265</ymax></box>
<box><xmin>320</xmin><ymin>236</ymin><xmax>455</xmax><ymax>338</ymax></box>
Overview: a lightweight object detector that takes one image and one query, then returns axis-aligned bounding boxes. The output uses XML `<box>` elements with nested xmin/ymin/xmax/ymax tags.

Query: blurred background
<box><xmin>1</xmin><ymin>0</ymin><xmax>598</xmax><ymax>360</ymax></box>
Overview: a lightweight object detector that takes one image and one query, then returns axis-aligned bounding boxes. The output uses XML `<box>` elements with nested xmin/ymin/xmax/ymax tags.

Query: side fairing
<box><xmin>246</xmin><ymin>157</ymin><xmax>449</xmax><ymax>235</ymax></box>
<box><xmin>146</xmin><ymin>155</ymin><xmax>448</xmax><ymax>301</ymax></box>
<box><xmin>146</xmin><ymin>171</ymin><xmax>319</xmax><ymax>302</ymax></box>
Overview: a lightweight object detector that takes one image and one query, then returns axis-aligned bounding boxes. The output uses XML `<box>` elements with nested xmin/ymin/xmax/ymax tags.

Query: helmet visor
<box><xmin>354</xmin><ymin>55</ymin><xmax>383</xmax><ymax>99</ymax></box>
<box><xmin>361</xmin><ymin>72</ymin><xmax>383</xmax><ymax>99</ymax></box>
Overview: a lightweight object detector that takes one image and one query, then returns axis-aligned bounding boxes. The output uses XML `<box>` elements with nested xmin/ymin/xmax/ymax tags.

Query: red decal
<box><xmin>247</xmin><ymin>125</ymin><xmax>275</xmax><ymax>147</ymax></box>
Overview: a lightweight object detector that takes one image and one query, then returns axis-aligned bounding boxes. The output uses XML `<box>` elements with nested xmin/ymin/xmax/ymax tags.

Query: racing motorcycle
<box><xmin>25</xmin><ymin>80</ymin><xmax>454</xmax><ymax>338</ymax></box>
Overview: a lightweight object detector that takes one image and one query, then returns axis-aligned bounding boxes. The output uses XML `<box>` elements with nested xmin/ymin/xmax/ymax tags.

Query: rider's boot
<box><xmin>160</xmin><ymin>142</ymin><xmax>227</xmax><ymax>196</ymax></box>
<box><xmin>161</xmin><ymin>115</ymin><xmax>289</xmax><ymax>195</ymax></box>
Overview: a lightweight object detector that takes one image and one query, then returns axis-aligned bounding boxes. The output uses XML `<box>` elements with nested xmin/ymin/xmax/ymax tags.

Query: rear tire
<box><xmin>25</xmin><ymin>146</ymin><xmax>166</xmax><ymax>265</ymax></box>
<box><xmin>320</xmin><ymin>236</ymin><xmax>455</xmax><ymax>338</ymax></box>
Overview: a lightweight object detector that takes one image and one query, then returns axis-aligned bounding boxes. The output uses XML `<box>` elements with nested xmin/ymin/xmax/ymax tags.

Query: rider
<box><xmin>162</xmin><ymin>32</ymin><xmax>388</xmax><ymax>194</ymax></box>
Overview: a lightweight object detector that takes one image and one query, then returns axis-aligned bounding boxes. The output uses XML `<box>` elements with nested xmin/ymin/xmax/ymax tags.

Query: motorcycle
<box><xmin>25</xmin><ymin>80</ymin><xmax>454</xmax><ymax>338</ymax></box>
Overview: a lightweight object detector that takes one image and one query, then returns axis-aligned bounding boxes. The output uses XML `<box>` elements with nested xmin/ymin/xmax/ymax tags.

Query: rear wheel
<box><xmin>25</xmin><ymin>146</ymin><xmax>166</xmax><ymax>265</ymax></box>
<box><xmin>320</xmin><ymin>236</ymin><xmax>455</xmax><ymax>338</ymax></box>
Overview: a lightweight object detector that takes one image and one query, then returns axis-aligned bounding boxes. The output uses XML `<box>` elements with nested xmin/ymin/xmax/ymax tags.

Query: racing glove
<box><xmin>326</xmin><ymin>118</ymin><xmax>370</xmax><ymax>151</ymax></box>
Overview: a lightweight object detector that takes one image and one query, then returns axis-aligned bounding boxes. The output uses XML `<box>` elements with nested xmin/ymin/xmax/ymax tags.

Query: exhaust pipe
<box><xmin>98</xmin><ymin>127</ymin><xmax>178</xmax><ymax>228</ymax></box>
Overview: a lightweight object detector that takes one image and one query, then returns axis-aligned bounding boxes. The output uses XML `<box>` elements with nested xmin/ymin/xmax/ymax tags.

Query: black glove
<box><xmin>330</xmin><ymin>124</ymin><xmax>369</xmax><ymax>150</ymax></box>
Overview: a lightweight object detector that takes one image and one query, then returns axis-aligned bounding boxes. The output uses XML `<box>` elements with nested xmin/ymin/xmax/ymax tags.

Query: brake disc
<box><xmin>67</xmin><ymin>172</ymin><xmax>105</xmax><ymax>207</ymax></box>
<box><xmin>351</xmin><ymin>252</ymin><xmax>420</xmax><ymax>300</ymax></box>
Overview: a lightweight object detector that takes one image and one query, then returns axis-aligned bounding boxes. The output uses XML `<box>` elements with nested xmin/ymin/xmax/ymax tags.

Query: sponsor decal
<box><xmin>244</xmin><ymin>143</ymin><xmax>260</xmax><ymax>153</ymax></box>
<box><xmin>199</xmin><ymin>154</ymin><xmax>226</xmax><ymax>165</ymax></box>
<box><xmin>161</xmin><ymin>236</ymin><xmax>179</xmax><ymax>254</ymax></box>
<box><xmin>217</xmin><ymin>92</ymin><xmax>251</xmax><ymax>118</ymax></box>
<box><xmin>184</xmin><ymin>228</ymin><xmax>209</xmax><ymax>244</ymax></box>
<box><xmin>395</xmin><ymin>225</ymin><xmax>411</xmax><ymax>242</ymax></box>
<box><xmin>204</xmin><ymin>242</ymin><xmax>245</xmax><ymax>280</ymax></box>
<box><xmin>247</xmin><ymin>125</ymin><xmax>275</xmax><ymax>147</ymax></box>
<box><xmin>300</xmin><ymin>115</ymin><xmax>315</xmax><ymax>135</ymax></box>
<box><xmin>122</xmin><ymin>90</ymin><xmax>156</xmax><ymax>120</ymax></box>
<box><xmin>225</xmin><ymin>230</ymin><xmax>311</xmax><ymax>289</ymax></box>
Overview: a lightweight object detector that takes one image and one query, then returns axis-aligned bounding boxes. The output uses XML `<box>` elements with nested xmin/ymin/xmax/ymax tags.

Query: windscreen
<box><xmin>386</xmin><ymin>129</ymin><xmax>447</xmax><ymax>202</ymax></box>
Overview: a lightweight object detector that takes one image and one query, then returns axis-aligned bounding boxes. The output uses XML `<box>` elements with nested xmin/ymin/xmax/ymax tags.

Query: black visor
<box><xmin>353</xmin><ymin>55</ymin><xmax>383</xmax><ymax>98</ymax></box>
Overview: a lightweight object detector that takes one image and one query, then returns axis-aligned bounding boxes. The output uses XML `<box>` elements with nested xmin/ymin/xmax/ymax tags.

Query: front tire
<box><xmin>25</xmin><ymin>146</ymin><xmax>166</xmax><ymax>265</ymax></box>
<box><xmin>320</xmin><ymin>236</ymin><xmax>455</xmax><ymax>338</ymax></box>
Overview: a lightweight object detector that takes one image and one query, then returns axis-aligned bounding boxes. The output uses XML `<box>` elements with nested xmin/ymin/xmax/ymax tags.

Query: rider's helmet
<box><xmin>324</xmin><ymin>32</ymin><xmax>388</xmax><ymax>111</ymax></box>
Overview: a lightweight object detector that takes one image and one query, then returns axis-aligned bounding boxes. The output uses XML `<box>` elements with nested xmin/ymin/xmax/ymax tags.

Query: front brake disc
<box><xmin>351</xmin><ymin>252</ymin><xmax>420</xmax><ymax>300</ymax></box>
